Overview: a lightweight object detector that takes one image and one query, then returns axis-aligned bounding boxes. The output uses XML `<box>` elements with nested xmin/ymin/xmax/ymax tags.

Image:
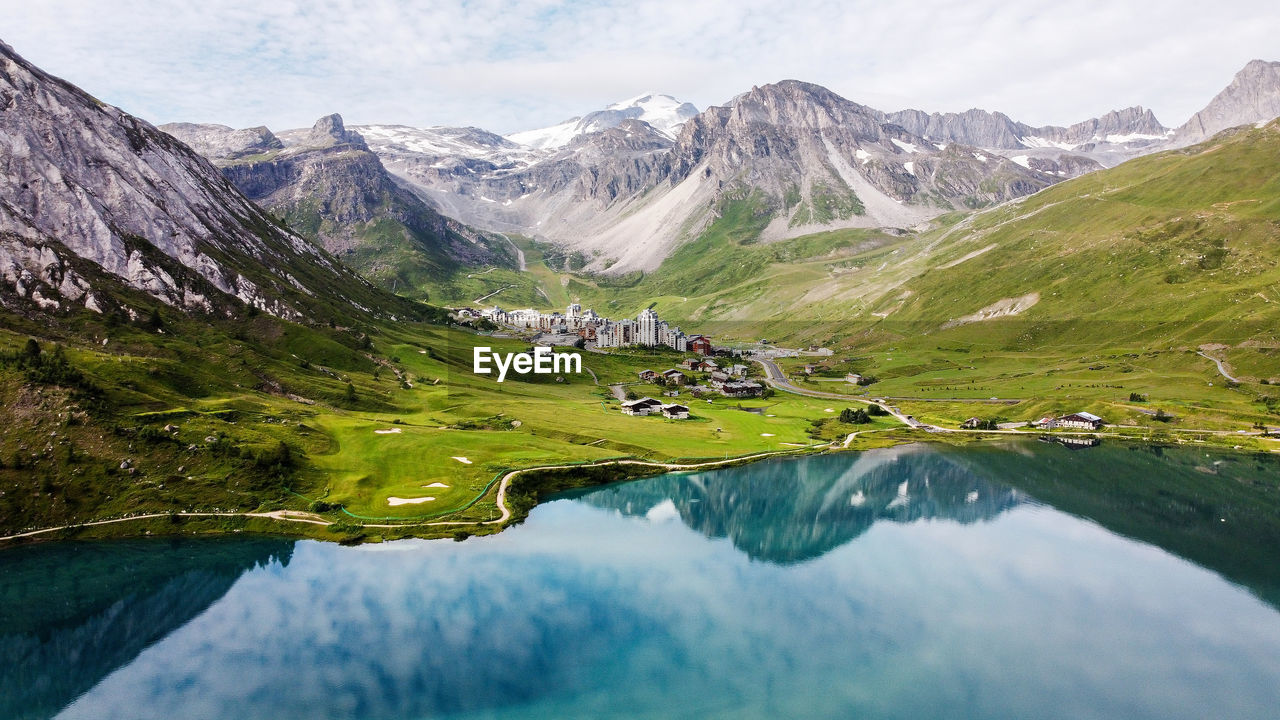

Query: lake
<box><xmin>3</xmin><ymin>440</ymin><xmax>1280</xmax><ymax>719</ymax></box>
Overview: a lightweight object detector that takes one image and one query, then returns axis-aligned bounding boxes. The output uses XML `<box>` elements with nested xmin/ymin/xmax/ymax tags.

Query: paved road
<box><xmin>754</xmin><ymin>357</ymin><xmax>923</xmax><ymax>428</ymax></box>
<box><xmin>1197</xmin><ymin>351</ymin><xmax>1240</xmax><ymax>383</ymax></box>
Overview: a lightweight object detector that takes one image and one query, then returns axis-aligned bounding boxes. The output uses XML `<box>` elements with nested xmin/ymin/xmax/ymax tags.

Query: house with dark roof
<box><xmin>660</xmin><ymin>403</ymin><xmax>690</xmax><ymax>419</ymax></box>
<box><xmin>621</xmin><ymin>397</ymin><xmax>663</xmax><ymax>416</ymax></box>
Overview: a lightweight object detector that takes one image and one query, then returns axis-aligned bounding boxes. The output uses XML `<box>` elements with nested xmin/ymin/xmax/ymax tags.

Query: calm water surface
<box><xmin>3</xmin><ymin>441</ymin><xmax>1280</xmax><ymax>719</ymax></box>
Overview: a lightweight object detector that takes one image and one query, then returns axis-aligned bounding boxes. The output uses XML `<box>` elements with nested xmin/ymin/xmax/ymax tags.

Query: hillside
<box><xmin>162</xmin><ymin>116</ymin><xmax>519</xmax><ymax>303</ymax></box>
<box><xmin>0</xmin><ymin>41</ymin><xmax>404</xmax><ymax>325</ymax></box>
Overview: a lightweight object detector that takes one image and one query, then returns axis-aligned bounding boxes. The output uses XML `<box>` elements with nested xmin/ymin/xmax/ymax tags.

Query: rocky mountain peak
<box><xmin>507</xmin><ymin>92</ymin><xmax>699</xmax><ymax>149</ymax></box>
<box><xmin>1174</xmin><ymin>59</ymin><xmax>1280</xmax><ymax>145</ymax></box>
<box><xmin>0</xmin><ymin>39</ymin><xmax>376</xmax><ymax>320</ymax></box>
<box><xmin>158</xmin><ymin>122</ymin><xmax>283</xmax><ymax>163</ymax></box>
<box><xmin>303</xmin><ymin>113</ymin><xmax>368</xmax><ymax>149</ymax></box>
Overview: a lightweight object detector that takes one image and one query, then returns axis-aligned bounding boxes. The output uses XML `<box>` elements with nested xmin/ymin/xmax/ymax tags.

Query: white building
<box><xmin>637</xmin><ymin>308</ymin><xmax>659</xmax><ymax>347</ymax></box>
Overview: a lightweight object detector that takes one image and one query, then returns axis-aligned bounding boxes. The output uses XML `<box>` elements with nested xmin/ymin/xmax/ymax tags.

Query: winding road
<box><xmin>1197</xmin><ymin>351</ymin><xmax>1240</xmax><ymax>383</ymax></box>
<box><xmin>754</xmin><ymin>357</ymin><xmax>924</xmax><ymax>428</ymax></box>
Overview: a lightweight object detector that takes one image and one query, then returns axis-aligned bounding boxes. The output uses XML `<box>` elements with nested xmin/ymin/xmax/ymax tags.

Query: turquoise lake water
<box><xmin>3</xmin><ymin>440</ymin><xmax>1280</xmax><ymax>719</ymax></box>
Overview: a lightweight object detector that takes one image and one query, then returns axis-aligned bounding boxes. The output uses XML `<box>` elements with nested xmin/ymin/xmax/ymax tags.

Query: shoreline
<box><xmin>2</xmin><ymin>425</ymin><xmax>1275</xmax><ymax>547</ymax></box>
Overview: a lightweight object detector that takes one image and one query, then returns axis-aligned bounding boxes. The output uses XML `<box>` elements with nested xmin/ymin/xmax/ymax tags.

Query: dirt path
<box><xmin>497</xmin><ymin>232</ymin><xmax>526</xmax><ymax>272</ymax></box>
<box><xmin>0</xmin><ymin>450</ymin><xmax>825</xmax><ymax>542</ymax></box>
<box><xmin>0</xmin><ymin>510</ymin><xmax>330</xmax><ymax>542</ymax></box>
<box><xmin>473</xmin><ymin>284</ymin><xmax>515</xmax><ymax>305</ymax></box>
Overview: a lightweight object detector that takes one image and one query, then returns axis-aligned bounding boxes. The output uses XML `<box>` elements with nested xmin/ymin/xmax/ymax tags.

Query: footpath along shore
<box><xmin>5</xmin><ymin>363</ymin><xmax>1276</xmax><ymax>543</ymax></box>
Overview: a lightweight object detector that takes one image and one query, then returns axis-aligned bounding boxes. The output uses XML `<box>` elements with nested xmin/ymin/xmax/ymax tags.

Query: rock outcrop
<box><xmin>166</xmin><ymin>114</ymin><xmax>515</xmax><ymax>295</ymax></box>
<box><xmin>0</xmin><ymin>39</ymin><xmax>385</xmax><ymax>321</ymax></box>
<box><xmin>1173</xmin><ymin>60</ymin><xmax>1280</xmax><ymax>146</ymax></box>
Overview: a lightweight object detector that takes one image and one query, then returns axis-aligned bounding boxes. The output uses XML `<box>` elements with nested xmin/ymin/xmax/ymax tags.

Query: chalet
<box><xmin>846</xmin><ymin>373</ymin><xmax>863</xmax><ymax>384</ymax></box>
<box><xmin>682</xmin><ymin>358</ymin><xmax>704</xmax><ymax>371</ymax></box>
<box><xmin>721</xmin><ymin>381</ymin><xmax>763</xmax><ymax>398</ymax></box>
<box><xmin>729</xmin><ymin>364</ymin><xmax>749</xmax><ymax>377</ymax></box>
<box><xmin>689</xmin><ymin>335</ymin><xmax>714</xmax><ymax>355</ymax></box>
<box><xmin>702</xmin><ymin>359</ymin><xmax>719</xmax><ymax>371</ymax></box>
<box><xmin>663</xmin><ymin>389</ymin><xmax>681</xmax><ymax>397</ymax></box>
<box><xmin>638</xmin><ymin>369</ymin><xmax>657</xmax><ymax>382</ymax></box>
<box><xmin>621</xmin><ymin>397</ymin><xmax>663</xmax><ymax>416</ymax></box>
<box><xmin>961</xmin><ymin>417</ymin><xmax>983</xmax><ymax>429</ymax></box>
<box><xmin>1052</xmin><ymin>412</ymin><xmax>1105</xmax><ymax>430</ymax></box>
<box><xmin>803</xmin><ymin>363</ymin><xmax>818</xmax><ymax>375</ymax></box>
<box><xmin>660</xmin><ymin>403</ymin><xmax>690</xmax><ymax>419</ymax></box>
<box><xmin>709</xmin><ymin>370</ymin><xmax>731</xmax><ymax>388</ymax></box>
<box><xmin>661</xmin><ymin>369</ymin><xmax>686</xmax><ymax>385</ymax></box>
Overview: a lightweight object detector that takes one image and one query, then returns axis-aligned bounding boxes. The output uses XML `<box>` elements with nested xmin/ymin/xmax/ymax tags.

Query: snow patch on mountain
<box><xmin>508</xmin><ymin>93</ymin><xmax>698</xmax><ymax>149</ymax></box>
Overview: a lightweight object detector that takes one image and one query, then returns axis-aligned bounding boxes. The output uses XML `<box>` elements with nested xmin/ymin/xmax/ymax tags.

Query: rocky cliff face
<box><xmin>0</xmin><ymin>40</ymin><xmax>380</xmax><ymax>321</ymax></box>
<box><xmin>367</xmin><ymin>80</ymin><xmax>1060</xmax><ymax>273</ymax></box>
<box><xmin>167</xmin><ymin>114</ymin><xmax>514</xmax><ymax>295</ymax></box>
<box><xmin>156</xmin><ymin>122</ymin><xmax>284</xmax><ymax>161</ymax></box>
<box><xmin>1173</xmin><ymin>60</ymin><xmax>1280</xmax><ymax>146</ymax></box>
<box><xmin>883</xmin><ymin>105</ymin><xmax>1167</xmax><ymax>171</ymax></box>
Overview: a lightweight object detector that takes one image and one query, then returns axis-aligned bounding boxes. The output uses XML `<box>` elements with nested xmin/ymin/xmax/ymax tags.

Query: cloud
<box><xmin>3</xmin><ymin>0</ymin><xmax>1279</xmax><ymax>133</ymax></box>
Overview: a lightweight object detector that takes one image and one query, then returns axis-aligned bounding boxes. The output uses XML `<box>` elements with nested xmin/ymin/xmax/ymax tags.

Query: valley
<box><xmin>2</xmin><ymin>36</ymin><xmax>1279</xmax><ymax>545</ymax></box>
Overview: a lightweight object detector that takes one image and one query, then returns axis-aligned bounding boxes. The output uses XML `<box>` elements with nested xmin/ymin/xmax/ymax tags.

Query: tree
<box><xmin>1153</xmin><ymin>408</ymin><xmax>1173</xmax><ymax>423</ymax></box>
<box><xmin>840</xmin><ymin>408</ymin><xmax>870</xmax><ymax>424</ymax></box>
<box><xmin>22</xmin><ymin>338</ymin><xmax>41</xmax><ymax>359</ymax></box>
<box><xmin>1129</xmin><ymin>392</ymin><xmax>1147</xmax><ymax>402</ymax></box>
<box><xmin>866</xmin><ymin>404</ymin><xmax>887</xmax><ymax>416</ymax></box>
<box><xmin>344</xmin><ymin>382</ymin><xmax>357</xmax><ymax>404</ymax></box>
<box><xmin>145</xmin><ymin>307</ymin><xmax>163</xmax><ymax>331</ymax></box>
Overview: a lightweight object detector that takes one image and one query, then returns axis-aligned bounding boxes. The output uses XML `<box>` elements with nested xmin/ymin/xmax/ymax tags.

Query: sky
<box><xmin>3</xmin><ymin>0</ymin><xmax>1279</xmax><ymax>135</ymax></box>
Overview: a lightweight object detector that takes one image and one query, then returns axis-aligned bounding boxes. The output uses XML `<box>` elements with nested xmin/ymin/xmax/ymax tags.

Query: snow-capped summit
<box><xmin>507</xmin><ymin>93</ymin><xmax>699</xmax><ymax>149</ymax></box>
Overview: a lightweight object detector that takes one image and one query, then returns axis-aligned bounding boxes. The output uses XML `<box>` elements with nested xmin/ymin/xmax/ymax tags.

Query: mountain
<box><xmin>163</xmin><ymin>115</ymin><xmax>517</xmax><ymax>299</ymax></box>
<box><xmin>507</xmin><ymin>92</ymin><xmax>699</xmax><ymax>149</ymax></box>
<box><xmin>882</xmin><ymin>105</ymin><xmax>1169</xmax><ymax>170</ymax></box>
<box><xmin>0</xmin><ymin>40</ymin><xmax>397</xmax><ymax>322</ymax></box>
<box><xmin>370</xmin><ymin>80</ymin><xmax>1059</xmax><ymax>274</ymax></box>
<box><xmin>576</xmin><ymin>445</ymin><xmax>1023</xmax><ymax>564</ymax></box>
<box><xmin>1173</xmin><ymin>59</ymin><xmax>1280</xmax><ymax>146</ymax></box>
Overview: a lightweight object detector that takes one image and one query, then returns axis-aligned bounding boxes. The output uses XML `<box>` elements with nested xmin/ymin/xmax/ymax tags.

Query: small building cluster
<box><xmin>475</xmin><ymin>304</ymin><xmax>710</xmax><ymax>352</ymax></box>
<box><xmin>637</xmin><ymin>359</ymin><xmax>762</xmax><ymax>400</ymax></box>
<box><xmin>621</xmin><ymin>397</ymin><xmax>690</xmax><ymax>419</ymax></box>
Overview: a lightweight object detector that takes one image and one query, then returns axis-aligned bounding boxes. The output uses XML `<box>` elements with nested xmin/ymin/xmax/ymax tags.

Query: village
<box><xmin>460</xmin><ymin>303</ymin><xmax>766</xmax><ymax>421</ymax></box>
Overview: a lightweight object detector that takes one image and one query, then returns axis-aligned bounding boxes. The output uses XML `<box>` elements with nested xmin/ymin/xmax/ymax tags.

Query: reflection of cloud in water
<box><xmin>39</xmin><ymin>443</ymin><xmax>1280</xmax><ymax>720</ymax></box>
<box><xmin>52</xmin><ymin>499</ymin><xmax>1280</xmax><ymax>720</ymax></box>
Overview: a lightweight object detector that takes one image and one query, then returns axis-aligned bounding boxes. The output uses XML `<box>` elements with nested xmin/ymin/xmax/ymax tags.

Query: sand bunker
<box><xmin>761</xmin><ymin>433</ymin><xmax>776</xmax><ymax>437</ymax></box>
<box><xmin>387</xmin><ymin>496</ymin><xmax>435</xmax><ymax>506</ymax></box>
<box><xmin>374</xmin><ymin>428</ymin><xmax>402</xmax><ymax>435</ymax></box>
<box><xmin>451</xmin><ymin>456</ymin><xmax>472</xmax><ymax>464</ymax></box>
<box><xmin>425</xmin><ymin>482</ymin><xmax>450</xmax><ymax>488</ymax></box>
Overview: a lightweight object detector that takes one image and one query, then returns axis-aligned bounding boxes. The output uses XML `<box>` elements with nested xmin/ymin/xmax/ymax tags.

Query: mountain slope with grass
<box><xmin>163</xmin><ymin>115</ymin><xmax>517</xmax><ymax>303</ymax></box>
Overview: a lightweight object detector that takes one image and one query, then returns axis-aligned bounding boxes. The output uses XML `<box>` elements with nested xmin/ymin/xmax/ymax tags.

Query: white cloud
<box><xmin>2</xmin><ymin>0</ymin><xmax>1278</xmax><ymax>133</ymax></box>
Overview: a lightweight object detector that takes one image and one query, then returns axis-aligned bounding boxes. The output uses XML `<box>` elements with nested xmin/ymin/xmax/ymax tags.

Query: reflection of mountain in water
<box><xmin>0</xmin><ymin>538</ymin><xmax>293</xmax><ymax>720</ymax></box>
<box><xmin>572</xmin><ymin>445</ymin><xmax>1026</xmax><ymax>563</ymax></box>
<box><xmin>962</xmin><ymin>440</ymin><xmax>1280</xmax><ymax>612</ymax></box>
